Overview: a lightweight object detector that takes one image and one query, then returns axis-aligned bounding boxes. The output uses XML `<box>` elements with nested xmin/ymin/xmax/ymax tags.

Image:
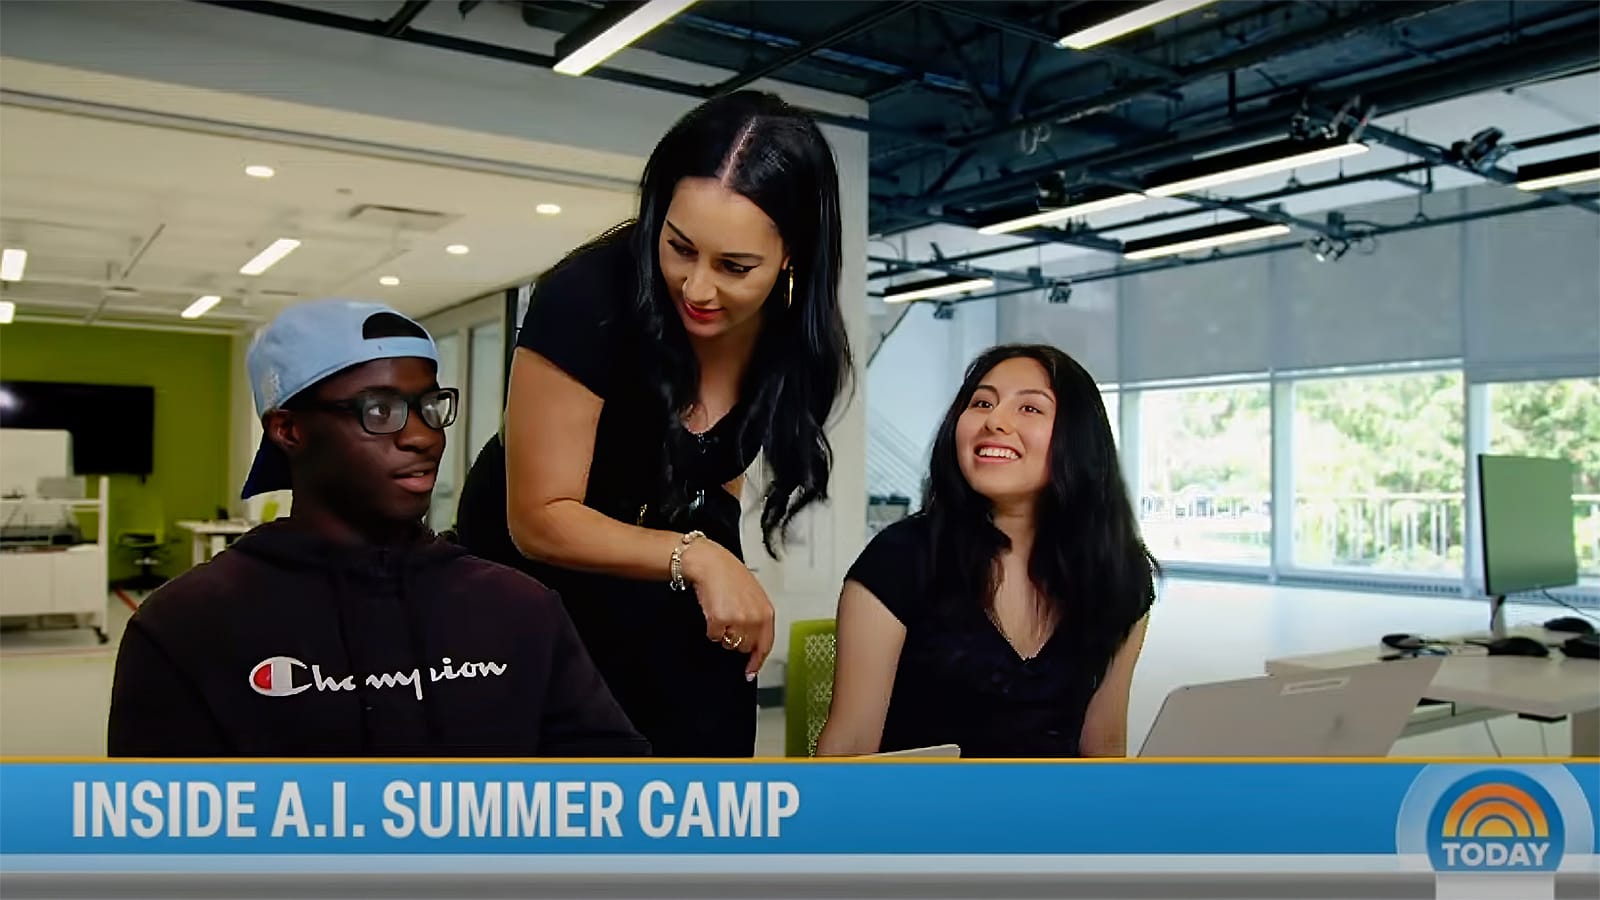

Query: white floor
<box><xmin>0</xmin><ymin>580</ymin><xmax>1581</xmax><ymax>757</ymax></box>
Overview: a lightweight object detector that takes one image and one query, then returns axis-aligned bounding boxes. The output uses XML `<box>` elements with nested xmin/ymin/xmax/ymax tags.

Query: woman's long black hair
<box><xmin>542</xmin><ymin>90</ymin><xmax>852</xmax><ymax>556</ymax></box>
<box><xmin>921</xmin><ymin>344</ymin><xmax>1158</xmax><ymax>669</ymax></box>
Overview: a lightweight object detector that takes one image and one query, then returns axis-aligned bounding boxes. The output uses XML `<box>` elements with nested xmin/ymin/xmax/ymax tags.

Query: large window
<box><xmin>1138</xmin><ymin>384</ymin><xmax>1271</xmax><ymax>564</ymax></box>
<box><xmin>1291</xmin><ymin>371</ymin><xmax>1464</xmax><ymax>575</ymax></box>
<box><xmin>1100</xmin><ymin>390</ymin><xmax>1120</xmax><ymax>448</ymax></box>
<box><xmin>1486</xmin><ymin>377</ymin><xmax>1600</xmax><ymax>579</ymax></box>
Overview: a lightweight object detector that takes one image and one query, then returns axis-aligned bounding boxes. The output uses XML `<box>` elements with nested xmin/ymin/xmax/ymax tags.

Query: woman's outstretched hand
<box><xmin>681</xmin><ymin>539</ymin><xmax>775</xmax><ymax>680</ymax></box>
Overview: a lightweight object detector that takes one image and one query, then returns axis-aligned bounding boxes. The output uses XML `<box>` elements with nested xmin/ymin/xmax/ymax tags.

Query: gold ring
<box><xmin>722</xmin><ymin>632</ymin><xmax>744</xmax><ymax>649</ymax></box>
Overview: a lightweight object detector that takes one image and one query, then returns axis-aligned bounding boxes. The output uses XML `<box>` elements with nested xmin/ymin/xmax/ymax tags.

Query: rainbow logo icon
<box><xmin>1426</xmin><ymin>771</ymin><xmax>1565</xmax><ymax>872</ymax></box>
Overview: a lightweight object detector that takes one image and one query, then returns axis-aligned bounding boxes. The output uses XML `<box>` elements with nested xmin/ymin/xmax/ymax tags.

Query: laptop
<box><xmin>869</xmin><ymin>744</ymin><xmax>962</xmax><ymax>758</ymax></box>
<box><xmin>1137</xmin><ymin>656</ymin><xmax>1443</xmax><ymax>758</ymax></box>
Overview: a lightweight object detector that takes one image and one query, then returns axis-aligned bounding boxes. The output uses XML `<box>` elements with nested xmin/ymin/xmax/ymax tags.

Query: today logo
<box><xmin>1425</xmin><ymin>771</ymin><xmax>1564</xmax><ymax>872</ymax></box>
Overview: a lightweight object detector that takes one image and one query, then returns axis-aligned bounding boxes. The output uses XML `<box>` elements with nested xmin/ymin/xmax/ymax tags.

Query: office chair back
<box><xmin>785</xmin><ymin>618</ymin><xmax>837</xmax><ymax>757</ymax></box>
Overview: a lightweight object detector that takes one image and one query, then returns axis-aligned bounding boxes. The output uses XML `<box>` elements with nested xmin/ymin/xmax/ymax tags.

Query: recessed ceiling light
<box><xmin>0</xmin><ymin>248</ymin><xmax>27</xmax><ymax>282</ymax></box>
<box><xmin>536</xmin><ymin>203</ymin><xmax>562</xmax><ymax>215</ymax></box>
<box><xmin>181</xmin><ymin>295</ymin><xmax>222</xmax><ymax>320</ymax></box>
<box><xmin>245</xmin><ymin>165</ymin><xmax>276</xmax><ymax>179</ymax></box>
<box><xmin>446</xmin><ymin>244</ymin><xmax>470</xmax><ymax>255</ymax></box>
<box><xmin>379</xmin><ymin>276</ymin><xmax>401</xmax><ymax>286</ymax></box>
<box><xmin>239</xmin><ymin>238</ymin><xmax>301</xmax><ymax>276</ymax></box>
<box><xmin>0</xmin><ymin>300</ymin><xmax>15</xmax><ymax>324</ymax></box>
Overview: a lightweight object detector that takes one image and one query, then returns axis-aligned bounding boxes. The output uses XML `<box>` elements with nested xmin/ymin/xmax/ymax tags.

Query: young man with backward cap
<box><xmin>108</xmin><ymin>299</ymin><xmax>650</xmax><ymax>757</ymax></box>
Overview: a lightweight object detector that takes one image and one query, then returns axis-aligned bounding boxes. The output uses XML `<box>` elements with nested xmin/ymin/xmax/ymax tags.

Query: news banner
<box><xmin>1</xmin><ymin>758</ymin><xmax>1596</xmax><ymax>898</ymax></box>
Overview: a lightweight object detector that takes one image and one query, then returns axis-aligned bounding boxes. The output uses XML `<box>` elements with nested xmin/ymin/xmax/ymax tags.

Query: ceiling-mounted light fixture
<box><xmin>0</xmin><ymin>248</ymin><xmax>28</xmax><ymax>282</ymax></box>
<box><xmin>536</xmin><ymin>203</ymin><xmax>562</xmax><ymax>215</ymax></box>
<box><xmin>245</xmin><ymin>165</ymin><xmax>276</xmax><ymax>179</ymax></box>
<box><xmin>1144</xmin><ymin>136</ymin><xmax>1369</xmax><ymax>197</ymax></box>
<box><xmin>445</xmin><ymin>244</ymin><xmax>470</xmax><ymax>255</ymax></box>
<box><xmin>379</xmin><ymin>276</ymin><xmax>401</xmax><ymax>287</ymax></box>
<box><xmin>1514</xmin><ymin>151</ymin><xmax>1600</xmax><ymax>192</ymax></box>
<box><xmin>883</xmin><ymin>274</ymin><xmax>994</xmax><ymax>304</ymax></box>
<box><xmin>1122</xmin><ymin>219</ymin><xmax>1291</xmax><ymax>261</ymax></box>
<box><xmin>239</xmin><ymin>239</ymin><xmax>301</xmax><ymax>276</ymax></box>
<box><xmin>1057</xmin><ymin>0</ymin><xmax>1221</xmax><ymax>50</ymax></box>
<box><xmin>181</xmin><ymin>295</ymin><xmax>222</xmax><ymax>320</ymax></box>
<box><xmin>553</xmin><ymin>0</ymin><xmax>697</xmax><ymax>76</ymax></box>
<box><xmin>0</xmin><ymin>300</ymin><xmax>14</xmax><ymax>324</ymax></box>
<box><xmin>977</xmin><ymin>188</ymin><xmax>1147</xmax><ymax>236</ymax></box>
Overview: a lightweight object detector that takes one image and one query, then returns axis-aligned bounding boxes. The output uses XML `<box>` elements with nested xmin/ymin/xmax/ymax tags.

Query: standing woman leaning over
<box><xmin>454</xmin><ymin>91</ymin><xmax>853</xmax><ymax>758</ymax></box>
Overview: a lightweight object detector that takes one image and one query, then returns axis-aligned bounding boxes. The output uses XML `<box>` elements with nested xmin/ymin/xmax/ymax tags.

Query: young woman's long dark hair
<box><xmin>540</xmin><ymin>91</ymin><xmax>852</xmax><ymax>556</ymax></box>
<box><xmin>921</xmin><ymin>344</ymin><xmax>1158</xmax><ymax>669</ymax></box>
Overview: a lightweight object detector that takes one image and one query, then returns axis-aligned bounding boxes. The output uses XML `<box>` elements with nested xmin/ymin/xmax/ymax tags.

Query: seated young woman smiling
<box><xmin>817</xmin><ymin>344</ymin><xmax>1159</xmax><ymax>758</ymax></box>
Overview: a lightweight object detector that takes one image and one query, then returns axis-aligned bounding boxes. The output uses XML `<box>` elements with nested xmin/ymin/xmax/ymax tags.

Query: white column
<box><xmin>1270</xmin><ymin>378</ymin><xmax>1295</xmax><ymax>580</ymax></box>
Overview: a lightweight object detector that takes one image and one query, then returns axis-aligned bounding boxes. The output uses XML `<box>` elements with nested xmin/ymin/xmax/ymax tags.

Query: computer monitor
<box><xmin>1477</xmin><ymin>454</ymin><xmax>1577</xmax><ymax>636</ymax></box>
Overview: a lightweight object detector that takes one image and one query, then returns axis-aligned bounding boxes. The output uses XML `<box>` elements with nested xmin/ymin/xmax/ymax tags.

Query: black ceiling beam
<box><xmin>194</xmin><ymin>0</ymin><xmax>944</xmax><ymax>146</ymax></box>
<box><xmin>1357</xmin><ymin>121</ymin><xmax>1600</xmax><ymax>214</ymax></box>
<box><xmin>924</xmin><ymin>1</ymin><xmax>1183</xmax><ymax>82</ymax></box>
<box><xmin>382</xmin><ymin>0</ymin><xmax>430</xmax><ymax>37</ymax></box>
<box><xmin>867</xmin><ymin>255</ymin><xmax>1056</xmax><ymax>288</ymax></box>
<box><xmin>943</xmin><ymin>1</ymin><xmax>1458</xmax><ymax>153</ymax></box>
<box><xmin>875</xmin><ymin>16</ymin><xmax>1600</xmax><ymax>229</ymax></box>
<box><xmin>708</xmin><ymin>1</ymin><xmax>920</xmax><ymax>97</ymax></box>
<box><xmin>928</xmin><ymin>10</ymin><xmax>1000</xmax><ymax>117</ymax></box>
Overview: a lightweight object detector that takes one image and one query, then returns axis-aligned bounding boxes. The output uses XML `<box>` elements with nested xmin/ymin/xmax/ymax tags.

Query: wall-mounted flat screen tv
<box><xmin>0</xmin><ymin>380</ymin><xmax>156</xmax><ymax>476</ymax></box>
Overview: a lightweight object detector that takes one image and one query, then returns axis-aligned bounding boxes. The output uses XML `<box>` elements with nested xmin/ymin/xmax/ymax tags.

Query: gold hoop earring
<box><xmin>786</xmin><ymin>270</ymin><xmax>795</xmax><ymax>308</ymax></box>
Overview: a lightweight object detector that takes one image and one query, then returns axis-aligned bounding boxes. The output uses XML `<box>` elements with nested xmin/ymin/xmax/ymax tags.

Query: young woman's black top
<box><xmin>845</xmin><ymin>515</ymin><xmax>1153</xmax><ymax>758</ymax></box>
<box><xmin>454</xmin><ymin>233</ymin><xmax>761</xmax><ymax>757</ymax></box>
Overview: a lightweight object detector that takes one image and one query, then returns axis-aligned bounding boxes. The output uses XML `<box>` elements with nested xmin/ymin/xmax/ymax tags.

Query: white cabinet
<box><xmin>0</xmin><ymin>476</ymin><xmax>110</xmax><ymax>643</ymax></box>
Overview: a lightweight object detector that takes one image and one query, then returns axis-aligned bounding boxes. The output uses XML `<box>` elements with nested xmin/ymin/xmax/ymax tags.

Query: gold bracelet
<box><xmin>669</xmin><ymin>530</ymin><xmax>706</xmax><ymax>591</ymax></box>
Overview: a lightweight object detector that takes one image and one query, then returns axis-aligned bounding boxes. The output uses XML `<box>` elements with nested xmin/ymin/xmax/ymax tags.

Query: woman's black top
<box><xmin>845</xmin><ymin>515</ymin><xmax>1151</xmax><ymax>758</ymax></box>
<box><xmin>454</xmin><ymin>234</ymin><xmax>760</xmax><ymax>757</ymax></box>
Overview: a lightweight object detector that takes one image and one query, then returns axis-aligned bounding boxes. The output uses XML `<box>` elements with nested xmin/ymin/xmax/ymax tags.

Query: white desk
<box><xmin>174</xmin><ymin>520</ymin><xmax>254</xmax><ymax>568</ymax></box>
<box><xmin>1266</xmin><ymin>628</ymin><xmax>1600</xmax><ymax>756</ymax></box>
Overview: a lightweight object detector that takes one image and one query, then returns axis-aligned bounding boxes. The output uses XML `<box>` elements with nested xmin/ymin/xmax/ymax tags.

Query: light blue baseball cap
<box><xmin>242</xmin><ymin>298</ymin><xmax>438</xmax><ymax>499</ymax></box>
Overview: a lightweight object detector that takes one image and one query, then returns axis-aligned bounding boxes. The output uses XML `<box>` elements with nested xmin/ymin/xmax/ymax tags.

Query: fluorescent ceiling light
<box><xmin>0</xmin><ymin>300</ymin><xmax>14</xmax><ymax>324</ymax></box>
<box><xmin>884</xmin><ymin>275</ymin><xmax>994</xmax><ymax>304</ymax></box>
<box><xmin>1123</xmin><ymin>220</ymin><xmax>1290</xmax><ymax>261</ymax></box>
<box><xmin>1058</xmin><ymin>0</ymin><xmax>1221</xmax><ymax>50</ymax></box>
<box><xmin>536</xmin><ymin>203</ymin><xmax>562</xmax><ymax>215</ymax></box>
<box><xmin>0</xmin><ymin>248</ymin><xmax>27</xmax><ymax>282</ymax></box>
<box><xmin>553</xmin><ymin>0</ymin><xmax>697</xmax><ymax>76</ymax></box>
<box><xmin>978</xmin><ymin>191</ymin><xmax>1147</xmax><ymax>235</ymax></box>
<box><xmin>245</xmin><ymin>165</ymin><xmax>276</xmax><ymax>179</ymax></box>
<box><xmin>445</xmin><ymin>244</ymin><xmax>470</xmax><ymax>255</ymax></box>
<box><xmin>379</xmin><ymin>275</ymin><xmax>401</xmax><ymax>287</ymax></box>
<box><xmin>1146</xmin><ymin>141</ymin><xmax>1369</xmax><ymax>197</ymax></box>
<box><xmin>1515</xmin><ymin>152</ymin><xmax>1600</xmax><ymax>192</ymax></box>
<box><xmin>181</xmin><ymin>295</ymin><xmax>222</xmax><ymax>320</ymax></box>
<box><xmin>239</xmin><ymin>239</ymin><xmax>301</xmax><ymax>276</ymax></box>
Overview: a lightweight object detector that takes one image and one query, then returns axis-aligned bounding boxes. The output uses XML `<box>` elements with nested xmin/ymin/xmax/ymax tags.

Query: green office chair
<box><xmin>784</xmin><ymin>618</ymin><xmax>837</xmax><ymax>758</ymax></box>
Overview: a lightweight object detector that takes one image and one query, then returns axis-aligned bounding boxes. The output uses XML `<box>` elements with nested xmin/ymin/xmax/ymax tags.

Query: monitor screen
<box><xmin>0</xmin><ymin>380</ymin><xmax>156</xmax><ymax>476</ymax></box>
<box><xmin>1478</xmin><ymin>454</ymin><xmax>1578</xmax><ymax>596</ymax></box>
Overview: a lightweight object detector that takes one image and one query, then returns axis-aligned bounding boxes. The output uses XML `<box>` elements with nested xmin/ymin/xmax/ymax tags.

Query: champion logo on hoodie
<box><xmin>249</xmin><ymin>655</ymin><xmax>508</xmax><ymax>701</ymax></box>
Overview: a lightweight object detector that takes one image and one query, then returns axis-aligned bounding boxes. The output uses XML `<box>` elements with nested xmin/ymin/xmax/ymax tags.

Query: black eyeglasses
<box><xmin>299</xmin><ymin>387</ymin><xmax>460</xmax><ymax>436</ymax></box>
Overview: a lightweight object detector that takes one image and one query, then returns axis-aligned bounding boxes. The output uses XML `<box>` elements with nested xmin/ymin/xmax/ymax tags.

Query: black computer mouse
<box><xmin>1486</xmin><ymin>636</ymin><xmax>1550</xmax><ymax>658</ymax></box>
<box><xmin>1545</xmin><ymin>616</ymin><xmax>1597</xmax><ymax>635</ymax></box>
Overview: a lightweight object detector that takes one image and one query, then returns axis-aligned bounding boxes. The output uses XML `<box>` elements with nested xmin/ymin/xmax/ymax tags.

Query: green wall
<box><xmin>1</xmin><ymin>323</ymin><xmax>233</xmax><ymax>581</ymax></box>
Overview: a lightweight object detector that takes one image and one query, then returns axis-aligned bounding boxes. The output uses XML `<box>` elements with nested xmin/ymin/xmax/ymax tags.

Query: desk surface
<box><xmin>1265</xmin><ymin>627</ymin><xmax>1600</xmax><ymax>720</ymax></box>
<box><xmin>174</xmin><ymin>519</ymin><xmax>255</xmax><ymax>535</ymax></box>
